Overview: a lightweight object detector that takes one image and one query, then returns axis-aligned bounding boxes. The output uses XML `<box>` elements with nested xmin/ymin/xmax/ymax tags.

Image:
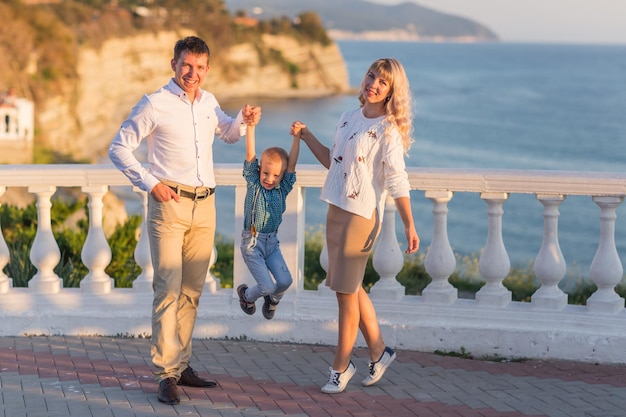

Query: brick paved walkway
<box><xmin>1</xmin><ymin>336</ymin><xmax>626</xmax><ymax>417</ymax></box>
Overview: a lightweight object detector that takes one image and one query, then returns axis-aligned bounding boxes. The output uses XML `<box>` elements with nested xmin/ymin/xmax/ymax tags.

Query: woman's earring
<box><xmin>385</xmin><ymin>96</ymin><xmax>391</xmax><ymax>103</ymax></box>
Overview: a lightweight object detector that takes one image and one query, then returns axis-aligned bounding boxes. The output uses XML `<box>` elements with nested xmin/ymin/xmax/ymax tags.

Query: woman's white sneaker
<box><xmin>362</xmin><ymin>346</ymin><xmax>396</xmax><ymax>387</ymax></box>
<box><xmin>321</xmin><ymin>361</ymin><xmax>356</xmax><ymax>394</ymax></box>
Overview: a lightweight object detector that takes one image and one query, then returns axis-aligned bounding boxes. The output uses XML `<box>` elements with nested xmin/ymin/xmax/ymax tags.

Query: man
<box><xmin>108</xmin><ymin>36</ymin><xmax>261</xmax><ymax>405</ymax></box>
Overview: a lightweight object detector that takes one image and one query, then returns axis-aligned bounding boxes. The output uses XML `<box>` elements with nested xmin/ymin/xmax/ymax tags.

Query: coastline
<box><xmin>328</xmin><ymin>29</ymin><xmax>499</xmax><ymax>43</ymax></box>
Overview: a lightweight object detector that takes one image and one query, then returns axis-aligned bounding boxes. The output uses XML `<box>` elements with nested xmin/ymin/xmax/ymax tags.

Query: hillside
<box><xmin>0</xmin><ymin>0</ymin><xmax>349</xmax><ymax>163</ymax></box>
<box><xmin>224</xmin><ymin>0</ymin><xmax>499</xmax><ymax>42</ymax></box>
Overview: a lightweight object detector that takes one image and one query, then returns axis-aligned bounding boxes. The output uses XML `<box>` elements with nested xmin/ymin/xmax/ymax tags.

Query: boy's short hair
<box><xmin>261</xmin><ymin>147</ymin><xmax>289</xmax><ymax>170</ymax></box>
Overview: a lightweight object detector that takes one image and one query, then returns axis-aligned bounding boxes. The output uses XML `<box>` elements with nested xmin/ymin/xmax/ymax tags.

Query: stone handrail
<box><xmin>1</xmin><ymin>164</ymin><xmax>626</xmax><ymax>364</ymax></box>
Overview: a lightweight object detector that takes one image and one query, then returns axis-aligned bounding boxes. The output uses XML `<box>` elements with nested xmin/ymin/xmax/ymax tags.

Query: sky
<box><xmin>370</xmin><ymin>0</ymin><xmax>626</xmax><ymax>44</ymax></box>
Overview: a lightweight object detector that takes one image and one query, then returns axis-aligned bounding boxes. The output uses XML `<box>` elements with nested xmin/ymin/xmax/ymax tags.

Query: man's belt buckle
<box><xmin>193</xmin><ymin>187</ymin><xmax>210</xmax><ymax>201</ymax></box>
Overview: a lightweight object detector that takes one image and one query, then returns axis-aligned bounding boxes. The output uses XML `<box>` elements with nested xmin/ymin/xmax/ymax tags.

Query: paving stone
<box><xmin>3</xmin><ymin>336</ymin><xmax>626</xmax><ymax>416</ymax></box>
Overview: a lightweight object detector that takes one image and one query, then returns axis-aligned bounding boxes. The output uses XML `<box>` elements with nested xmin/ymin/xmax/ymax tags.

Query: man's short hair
<box><xmin>174</xmin><ymin>36</ymin><xmax>210</xmax><ymax>62</ymax></box>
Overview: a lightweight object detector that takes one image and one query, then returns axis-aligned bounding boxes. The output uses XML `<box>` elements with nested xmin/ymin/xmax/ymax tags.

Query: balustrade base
<box><xmin>422</xmin><ymin>286</ymin><xmax>458</xmax><ymax>304</ymax></box>
<box><xmin>475</xmin><ymin>290</ymin><xmax>511</xmax><ymax>308</ymax></box>
<box><xmin>0</xmin><ymin>278</ymin><xmax>12</xmax><ymax>293</ymax></box>
<box><xmin>587</xmin><ymin>298</ymin><xmax>625</xmax><ymax>314</ymax></box>
<box><xmin>1</xmin><ymin>290</ymin><xmax>626</xmax><ymax>364</ymax></box>
<box><xmin>132</xmin><ymin>281</ymin><xmax>153</xmax><ymax>293</ymax></box>
<box><xmin>370</xmin><ymin>283</ymin><xmax>405</xmax><ymax>301</ymax></box>
<box><xmin>204</xmin><ymin>279</ymin><xmax>220</xmax><ymax>294</ymax></box>
<box><xmin>316</xmin><ymin>282</ymin><xmax>334</xmax><ymax>297</ymax></box>
<box><xmin>80</xmin><ymin>278</ymin><xmax>114</xmax><ymax>294</ymax></box>
<box><xmin>532</xmin><ymin>293</ymin><xmax>568</xmax><ymax>310</ymax></box>
<box><xmin>28</xmin><ymin>277</ymin><xmax>62</xmax><ymax>293</ymax></box>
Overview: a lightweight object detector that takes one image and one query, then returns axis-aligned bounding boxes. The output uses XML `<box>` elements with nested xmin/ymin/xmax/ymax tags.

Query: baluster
<box><xmin>233</xmin><ymin>184</ymin><xmax>249</xmax><ymax>301</ymax></box>
<box><xmin>476</xmin><ymin>192</ymin><xmax>511</xmax><ymax>307</ymax></box>
<box><xmin>371</xmin><ymin>195</ymin><xmax>405</xmax><ymax>300</ymax></box>
<box><xmin>532</xmin><ymin>195</ymin><xmax>568</xmax><ymax>309</ymax></box>
<box><xmin>317</xmin><ymin>240</ymin><xmax>333</xmax><ymax>295</ymax></box>
<box><xmin>0</xmin><ymin>186</ymin><xmax>12</xmax><ymax>293</ymax></box>
<box><xmin>278</xmin><ymin>187</ymin><xmax>306</xmax><ymax>294</ymax></box>
<box><xmin>423</xmin><ymin>190</ymin><xmax>457</xmax><ymax>303</ymax></box>
<box><xmin>28</xmin><ymin>186</ymin><xmax>62</xmax><ymax>293</ymax></box>
<box><xmin>587</xmin><ymin>196</ymin><xmax>624</xmax><ymax>314</ymax></box>
<box><xmin>80</xmin><ymin>186</ymin><xmax>113</xmax><ymax>294</ymax></box>
<box><xmin>132</xmin><ymin>187</ymin><xmax>153</xmax><ymax>292</ymax></box>
<box><xmin>204</xmin><ymin>245</ymin><xmax>220</xmax><ymax>294</ymax></box>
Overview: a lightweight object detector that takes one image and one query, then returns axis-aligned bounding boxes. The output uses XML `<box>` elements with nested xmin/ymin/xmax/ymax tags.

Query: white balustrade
<box><xmin>27</xmin><ymin>186</ymin><xmax>62</xmax><ymax>293</ymax></box>
<box><xmin>371</xmin><ymin>195</ymin><xmax>405</xmax><ymax>300</ymax></box>
<box><xmin>204</xmin><ymin>246</ymin><xmax>220</xmax><ymax>294</ymax></box>
<box><xmin>587</xmin><ymin>196</ymin><xmax>625</xmax><ymax>314</ymax></box>
<box><xmin>316</xmin><ymin>239</ymin><xmax>333</xmax><ymax>296</ymax></box>
<box><xmin>1</xmin><ymin>165</ymin><xmax>626</xmax><ymax>364</ymax></box>
<box><xmin>532</xmin><ymin>195</ymin><xmax>568</xmax><ymax>310</ymax></box>
<box><xmin>422</xmin><ymin>190</ymin><xmax>458</xmax><ymax>303</ymax></box>
<box><xmin>0</xmin><ymin>186</ymin><xmax>11</xmax><ymax>293</ymax></box>
<box><xmin>80</xmin><ymin>185</ymin><xmax>113</xmax><ymax>294</ymax></box>
<box><xmin>476</xmin><ymin>192</ymin><xmax>511</xmax><ymax>307</ymax></box>
<box><xmin>132</xmin><ymin>188</ymin><xmax>153</xmax><ymax>292</ymax></box>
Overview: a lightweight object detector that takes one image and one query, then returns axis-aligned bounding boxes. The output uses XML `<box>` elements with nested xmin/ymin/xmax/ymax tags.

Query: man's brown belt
<box><xmin>165</xmin><ymin>183</ymin><xmax>215</xmax><ymax>201</ymax></box>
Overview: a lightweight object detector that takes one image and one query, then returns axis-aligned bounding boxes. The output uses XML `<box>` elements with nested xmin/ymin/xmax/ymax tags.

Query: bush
<box><xmin>212</xmin><ymin>234</ymin><xmax>235</xmax><ymax>287</ymax></box>
<box><xmin>303</xmin><ymin>226</ymin><xmax>326</xmax><ymax>290</ymax></box>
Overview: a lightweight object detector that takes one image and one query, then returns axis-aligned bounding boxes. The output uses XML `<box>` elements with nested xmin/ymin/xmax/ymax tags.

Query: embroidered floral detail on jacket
<box><xmin>358</xmin><ymin>156</ymin><xmax>365</xmax><ymax>163</ymax></box>
<box><xmin>333</xmin><ymin>156</ymin><xmax>343</xmax><ymax>163</ymax></box>
<box><xmin>348</xmin><ymin>132</ymin><xmax>357</xmax><ymax>140</ymax></box>
<box><xmin>348</xmin><ymin>191</ymin><xmax>359</xmax><ymax>199</ymax></box>
<box><xmin>367</xmin><ymin>130</ymin><xmax>378</xmax><ymax>139</ymax></box>
<box><xmin>340</xmin><ymin>121</ymin><xmax>348</xmax><ymax>128</ymax></box>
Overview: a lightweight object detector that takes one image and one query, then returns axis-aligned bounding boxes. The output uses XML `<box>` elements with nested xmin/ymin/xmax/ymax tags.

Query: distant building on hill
<box><xmin>0</xmin><ymin>89</ymin><xmax>34</xmax><ymax>164</ymax></box>
<box><xmin>234</xmin><ymin>16</ymin><xmax>259</xmax><ymax>28</ymax></box>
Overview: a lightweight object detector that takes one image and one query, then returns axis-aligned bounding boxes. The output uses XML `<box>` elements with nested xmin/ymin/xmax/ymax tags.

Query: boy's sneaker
<box><xmin>262</xmin><ymin>295</ymin><xmax>279</xmax><ymax>320</ymax></box>
<box><xmin>362</xmin><ymin>346</ymin><xmax>396</xmax><ymax>387</ymax></box>
<box><xmin>321</xmin><ymin>361</ymin><xmax>356</xmax><ymax>394</ymax></box>
<box><xmin>237</xmin><ymin>284</ymin><xmax>255</xmax><ymax>315</ymax></box>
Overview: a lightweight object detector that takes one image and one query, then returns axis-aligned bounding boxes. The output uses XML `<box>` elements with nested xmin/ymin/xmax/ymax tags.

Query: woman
<box><xmin>291</xmin><ymin>58</ymin><xmax>420</xmax><ymax>394</ymax></box>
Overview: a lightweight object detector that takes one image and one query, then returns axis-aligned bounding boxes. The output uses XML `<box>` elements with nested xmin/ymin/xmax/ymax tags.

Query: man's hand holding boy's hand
<box><xmin>243</xmin><ymin>104</ymin><xmax>262</xmax><ymax>126</ymax></box>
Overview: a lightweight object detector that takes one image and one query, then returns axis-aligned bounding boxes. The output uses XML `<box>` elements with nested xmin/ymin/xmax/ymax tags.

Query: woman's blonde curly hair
<box><xmin>357</xmin><ymin>58</ymin><xmax>414</xmax><ymax>153</ymax></box>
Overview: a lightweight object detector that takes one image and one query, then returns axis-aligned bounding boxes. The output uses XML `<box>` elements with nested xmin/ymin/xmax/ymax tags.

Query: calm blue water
<box><xmin>216</xmin><ymin>41</ymin><xmax>626</xmax><ymax>271</ymax></box>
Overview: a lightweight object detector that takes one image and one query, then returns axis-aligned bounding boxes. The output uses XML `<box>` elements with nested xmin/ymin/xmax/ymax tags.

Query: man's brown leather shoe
<box><xmin>158</xmin><ymin>377</ymin><xmax>180</xmax><ymax>404</ymax></box>
<box><xmin>178</xmin><ymin>366</ymin><xmax>217</xmax><ymax>387</ymax></box>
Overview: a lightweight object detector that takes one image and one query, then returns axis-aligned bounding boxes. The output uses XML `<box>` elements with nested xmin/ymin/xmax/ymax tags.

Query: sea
<box><xmin>212</xmin><ymin>40</ymin><xmax>626</xmax><ymax>271</ymax></box>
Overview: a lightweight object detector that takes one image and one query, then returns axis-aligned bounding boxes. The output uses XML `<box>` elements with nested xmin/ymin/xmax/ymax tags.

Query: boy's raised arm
<box><xmin>287</xmin><ymin>134</ymin><xmax>300</xmax><ymax>173</ymax></box>
<box><xmin>245</xmin><ymin>125</ymin><xmax>256</xmax><ymax>162</ymax></box>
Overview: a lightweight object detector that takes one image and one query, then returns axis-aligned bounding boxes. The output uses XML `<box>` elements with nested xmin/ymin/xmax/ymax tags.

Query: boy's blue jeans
<box><xmin>240</xmin><ymin>230</ymin><xmax>293</xmax><ymax>303</ymax></box>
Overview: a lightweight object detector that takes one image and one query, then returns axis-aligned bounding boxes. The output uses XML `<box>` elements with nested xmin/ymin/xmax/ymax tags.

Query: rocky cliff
<box><xmin>37</xmin><ymin>31</ymin><xmax>350</xmax><ymax>162</ymax></box>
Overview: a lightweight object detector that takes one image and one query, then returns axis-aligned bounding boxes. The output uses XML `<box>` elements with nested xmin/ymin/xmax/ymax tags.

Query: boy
<box><xmin>237</xmin><ymin>124</ymin><xmax>301</xmax><ymax>319</ymax></box>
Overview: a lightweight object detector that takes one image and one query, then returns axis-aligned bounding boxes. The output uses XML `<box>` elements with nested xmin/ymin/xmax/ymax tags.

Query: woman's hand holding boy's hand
<box><xmin>290</xmin><ymin>121</ymin><xmax>307</xmax><ymax>138</ymax></box>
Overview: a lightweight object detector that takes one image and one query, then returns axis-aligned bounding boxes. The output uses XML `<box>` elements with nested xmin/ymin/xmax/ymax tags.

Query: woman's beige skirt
<box><xmin>325</xmin><ymin>204</ymin><xmax>380</xmax><ymax>294</ymax></box>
